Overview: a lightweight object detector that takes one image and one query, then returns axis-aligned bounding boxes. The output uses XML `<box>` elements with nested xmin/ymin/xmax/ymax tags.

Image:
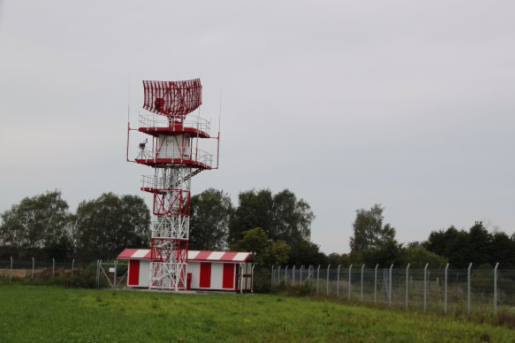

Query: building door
<box><xmin>128</xmin><ymin>260</ymin><xmax>140</xmax><ymax>286</ymax></box>
<box><xmin>199</xmin><ymin>262</ymin><xmax>211</xmax><ymax>288</ymax></box>
<box><xmin>222</xmin><ymin>263</ymin><xmax>235</xmax><ymax>289</ymax></box>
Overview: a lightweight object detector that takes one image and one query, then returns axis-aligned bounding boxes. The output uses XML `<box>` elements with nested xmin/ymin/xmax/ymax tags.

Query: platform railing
<box><xmin>136</xmin><ymin>146</ymin><xmax>213</xmax><ymax>167</ymax></box>
<box><xmin>141</xmin><ymin>175</ymin><xmax>158</xmax><ymax>190</ymax></box>
<box><xmin>141</xmin><ymin>175</ymin><xmax>193</xmax><ymax>190</ymax></box>
<box><xmin>138</xmin><ymin>114</ymin><xmax>211</xmax><ymax>135</ymax></box>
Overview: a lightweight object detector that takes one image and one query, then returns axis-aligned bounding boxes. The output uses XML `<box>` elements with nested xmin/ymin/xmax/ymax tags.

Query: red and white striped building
<box><xmin>117</xmin><ymin>249</ymin><xmax>256</xmax><ymax>292</ymax></box>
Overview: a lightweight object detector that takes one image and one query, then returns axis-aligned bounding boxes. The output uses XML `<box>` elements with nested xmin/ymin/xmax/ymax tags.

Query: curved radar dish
<box><xmin>142</xmin><ymin>78</ymin><xmax>202</xmax><ymax>117</ymax></box>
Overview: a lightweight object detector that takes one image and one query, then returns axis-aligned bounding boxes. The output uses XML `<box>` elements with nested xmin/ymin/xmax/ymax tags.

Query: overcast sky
<box><xmin>1</xmin><ymin>0</ymin><xmax>514</xmax><ymax>254</ymax></box>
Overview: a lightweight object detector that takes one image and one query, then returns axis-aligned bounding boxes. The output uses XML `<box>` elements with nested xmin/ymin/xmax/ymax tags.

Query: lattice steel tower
<box><xmin>127</xmin><ymin>79</ymin><xmax>218</xmax><ymax>290</ymax></box>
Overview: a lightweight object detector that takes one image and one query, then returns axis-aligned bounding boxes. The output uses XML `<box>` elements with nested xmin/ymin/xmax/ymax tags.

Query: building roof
<box><xmin>116</xmin><ymin>249</ymin><xmax>256</xmax><ymax>263</ymax></box>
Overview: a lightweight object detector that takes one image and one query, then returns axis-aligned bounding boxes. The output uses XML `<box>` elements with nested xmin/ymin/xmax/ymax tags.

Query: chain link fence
<box><xmin>271</xmin><ymin>264</ymin><xmax>515</xmax><ymax>315</ymax></box>
<box><xmin>0</xmin><ymin>257</ymin><xmax>128</xmax><ymax>289</ymax></box>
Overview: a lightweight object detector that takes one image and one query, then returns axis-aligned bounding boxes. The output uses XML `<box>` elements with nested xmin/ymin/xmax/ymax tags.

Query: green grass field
<box><xmin>0</xmin><ymin>284</ymin><xmax>513</xmax><ymax>342</ymax></box>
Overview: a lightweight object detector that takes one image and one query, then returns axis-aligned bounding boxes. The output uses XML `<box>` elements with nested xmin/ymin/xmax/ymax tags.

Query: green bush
<box><xmin>252</xmin><ymin>267</ymin><xmax>272</xmax><ymax>292</ymax></box>
<box><xmin>57</xmin><ymin>268</ymin><xmax>98</xmax><ymax>288</ymax></box>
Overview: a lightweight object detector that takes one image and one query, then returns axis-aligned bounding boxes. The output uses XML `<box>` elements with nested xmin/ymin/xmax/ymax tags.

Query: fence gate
<box><xmin>96</xmin><ymin>260</ymin><xmax>128</xmax><ymax>289</ymax></box>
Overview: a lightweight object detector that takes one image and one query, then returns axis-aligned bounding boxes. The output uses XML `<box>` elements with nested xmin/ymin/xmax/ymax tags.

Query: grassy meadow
<box><xmin>0</xmin><ymin>284</ymin><xmax>514</xmax><ymax>342</ymax></box>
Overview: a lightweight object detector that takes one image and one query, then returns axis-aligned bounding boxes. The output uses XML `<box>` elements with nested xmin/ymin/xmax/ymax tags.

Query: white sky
<box><xmin>0</xmin><ymin>0</ymin><xmax>514</xmax><ymax>254</ymax></box>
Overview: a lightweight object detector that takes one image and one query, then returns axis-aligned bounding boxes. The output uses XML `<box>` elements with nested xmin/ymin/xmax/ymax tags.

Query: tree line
<box><xmin>0</xmin><ymin>191</ymin><xmax>150</xmax><ymax>261</ymax></box>
<box><xmin>0</xmin><ymin>188</ymin><xmax>318</xmax><ymax>265</ymax></box>
<box><xmin>1</xmin><ymin>190</ymin><xmax>514</xmax><ymax>269</ymax></box>
<box><xmin>337</xmin><ymin>204</ymin><xmax>515</xmax><ymax>269</ymax></box>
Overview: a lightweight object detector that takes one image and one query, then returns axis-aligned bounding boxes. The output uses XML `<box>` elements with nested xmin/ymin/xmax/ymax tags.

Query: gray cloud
<box><xmin>1</xmin><ymin>0</ymin><xmax>514</xmax><ymax>253</ymax></box>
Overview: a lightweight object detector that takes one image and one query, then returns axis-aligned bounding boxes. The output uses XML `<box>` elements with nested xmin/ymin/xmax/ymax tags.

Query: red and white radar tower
<box><xmin>127</xmin><ymin>78</ymin><xmax>219</xmax><ymax>291</ymax></box>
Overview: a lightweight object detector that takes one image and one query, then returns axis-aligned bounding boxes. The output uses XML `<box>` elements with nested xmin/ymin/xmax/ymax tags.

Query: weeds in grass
<box><xmin>494</xmin><ymin>310</ymin><xmax>515</xmax><ymax>329</ymax></box>
<box><xmin>279</xmin><ymin>281</ymin><xmax>314</xmax><ymax>296</ymax></box>
<box><xmin>479</xmin><ymin>332</ymin><xmax>491</xmax><ymax>342</ymax></box>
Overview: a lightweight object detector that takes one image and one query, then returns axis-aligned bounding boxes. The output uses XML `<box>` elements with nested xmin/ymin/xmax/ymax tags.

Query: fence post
<box><xmin>96</xmin><ymin>260</ymin><xmax>100</xmax><ymax>288</ymax></box>
<box><xmin>316</xmin><ymin>265</ymin><xmax>320</xmax><ymax>293</ymax></box>
<box><xmin>52</xmin><ymin>258</ymin><xmax>55</xmax><ymax>279</ymax></box>
<box><xmin>9</xmin><ymin>256</ymin><xmax>13</xmax><ymax>282</ymax></box>
<box><xmin>95</xmin><ymin>260</ymin><xmax>98</xmax><ymax>287</ymax></box>
<box><xmin>405</xmin><ymin>263</ymin><xmax>410</xmax><ymax>310</ymax></box>
<box><xmin>113</xmin><ymin>260</ymin><xmax>117</xmax><ymax>288</ymax></box>
<box><xmin>467</xmin><ymin>263</ymin><xmax>473</xmax><ymax>314</ymax></box>
<box><xmin>337</xmin><ymin>265</ymin><xmax>341</xmax><ymax>297</ymax></box>
<box><xmin>444</xmin><ymin>263</ymin><xmax>449</xmax><ymax>314</ymax></box>
<box><xmin>71</xmin><ymin>259</ymin><xmax>75</xmax><ymax>277</ymax></box>
<box><xmin>271</xmin><ymin>266</ymin><xmax>274</xmax><ymax>290</ymax></box>
<box><xmin>494</xmin><ymin>262</ymin><xmax>499</xmax><ymax>314</ymax></box>
<box><xmin>292</xmin><ymin>266</ymin><xmax>296</xmax><ymax>284</ymax></box>
<box><xmin>284</xmin><ymin>266</ymin><xmax>289</xmax><ymax>285</ymax></box>
<box><xmin>326</xmin><ymin>265</ymin><xmax>331</xmax><ymax>295</ymax></box>
<box><xmin>389</xmin><ymin>264</ymin><xmax>393</xmax><ymax>307</ymax></box>
<box><xmin>112</xmin><ymin>260</ymin><xmax>116</xmax><ymax>289</ymax></box>
<box><xmin>300</xmin><ymin>266</ymin><xmax>304</xmax><ymax>283</ymax></box>
<box><xmin>360</xmin><ymin>264</ymin><xmax>365</xmax><ymax>302</ymax></box>
<box><xmin>374</xmin><ymin>264</ymin><xmax>378</xmax><ymax>304</ymax></box>
<box><xmin>348</xmin><ymin>264</ymin><xmax>353</xmax><ymax>300</ymax></box>
<box><xmin>32</xmin><ymin>257</ymin><xmax>35</xmax><ymax>279</ymax></box>
<box><xmin>278</xmin><ymin>266</ymin><xmax>281</xmax><ymax>284</ymax></box>
<box><xmin>423</xmin><ymin>263</ymin><xmax>428</xmax><ymax>312</ymax></box>
<box><xmin>308</xmin><ymin>265</ymin><xmax>312</xmax><ymax>280</ymax></box>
